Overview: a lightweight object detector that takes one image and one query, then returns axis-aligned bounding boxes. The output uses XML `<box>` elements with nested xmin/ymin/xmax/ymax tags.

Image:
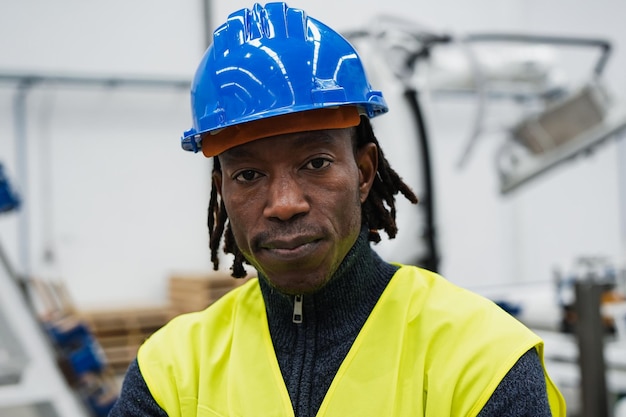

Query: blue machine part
<box><xmin>44</xmin><ymin>321</ymin><xmax>108</xmax><ymax>375</ymax></box>
<box><xmin>0</xmin><ymin>163</ymin><xmax>20</xmax><ymax>214</ymax></box>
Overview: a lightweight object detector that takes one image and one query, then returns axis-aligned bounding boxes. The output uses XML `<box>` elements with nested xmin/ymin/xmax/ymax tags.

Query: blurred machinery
<box><xmin>555</xmin><ymin>257</ymin><xmax>626</xmax><ymax>416</ymax></box>
<box><xmin>0</xmin><ymin>162</ymin><xmax>117</xmax><ymax>417</ymax></box>
<box><xmin>0</xmin><ymin>163</ymin><xmax>28</xmax><ymax>387</ymax></box>
<box><xmin>0</xmin><ymin>72</ymin><xmax>194</xmax><ymax>416</ymax></box>
<box><xmin>348</xmin><ymin>19</ymin><xmax>626</xmax><ymax>194</ymax></box>
<box><xmin>346</xmin><ymin>16</ymin><xmax>626</xmax><ymax>274</ymax></box>
<box><xmin>462</xmin><ymin>35</ymin><xmax>626</xmax><ymax>195</ymax></box>
<box><xmin>345</xmin><ymin>17</ymin><xmax>626</xmax><ymax>417</ymax></box>
<box><xmin>0</xmin><ymin>163</ymin><xmax>20</xmax><ymax>214</ymax></box>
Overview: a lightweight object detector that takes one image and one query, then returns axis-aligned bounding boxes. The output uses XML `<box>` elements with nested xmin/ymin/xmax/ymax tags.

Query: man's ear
<box><xmin>356</xmin><ymin>142</ymin><xmax>378</xmax><ymax>203</ymax></box>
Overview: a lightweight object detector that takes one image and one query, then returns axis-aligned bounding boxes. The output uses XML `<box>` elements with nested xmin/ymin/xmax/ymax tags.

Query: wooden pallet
<box><xmin>168</xmin><ymin>273</ymin><xmax>249</xmax><ymax>314</ymax></box>
<box><xmin>78</xmin><ymin>306</ymin><xmax>175</xmax><ymax>374</ymax></box>
<box><xmin>75</xmin><ymin>273</ymin><xmax>250</xmax><ymax>374</ymax></box>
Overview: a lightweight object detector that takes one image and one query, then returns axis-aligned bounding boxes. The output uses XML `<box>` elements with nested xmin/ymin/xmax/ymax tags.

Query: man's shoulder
<box><xmin>140</xmin><ymin>278</ymin><xmax>260</xmax><ymax>352</ymax></box>
<box><xmin>391</xmin><ymin>264</ymin><xmax>539</xmax><ymax>346</ymax></box>
<box><xmin>392</xmin><ymin>265</ymin><xmax>496</xmax><ymax>307</ymax></box>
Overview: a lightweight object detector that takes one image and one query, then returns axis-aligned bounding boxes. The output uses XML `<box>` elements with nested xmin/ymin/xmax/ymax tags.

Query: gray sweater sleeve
<box><xmin>478</xmin><ymin>348</ymin><xmax>552</xmax><ymax>416</ymax></box>
<box><xmin>108</xmin><ymin>359</ymin><xmax>168</xmax><ymax>417</ymax></box>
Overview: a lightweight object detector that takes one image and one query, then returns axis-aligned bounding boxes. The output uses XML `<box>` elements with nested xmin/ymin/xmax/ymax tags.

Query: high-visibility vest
<box><xmin>138</xmin><ymin>266</ymin><xmax>565</xmax><ymax>416</ymax></box>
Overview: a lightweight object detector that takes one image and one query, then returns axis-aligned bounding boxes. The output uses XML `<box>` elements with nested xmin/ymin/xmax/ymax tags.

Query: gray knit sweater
<box><xmin>110</xmin><ymin>229</ymin><xmax>551</xmax><ymax>416</ymax></box>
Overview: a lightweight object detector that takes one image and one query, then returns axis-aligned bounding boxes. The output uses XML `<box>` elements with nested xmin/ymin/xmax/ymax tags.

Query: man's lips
<box><xmin>250</xmin><ymin>226</ymin><xmax>327</xmax><ymax>261</ymax></box>
<box><xmin>260</xmin><ymin>235</ymin><xmax>321</xmax><ymax>251</ymax></box>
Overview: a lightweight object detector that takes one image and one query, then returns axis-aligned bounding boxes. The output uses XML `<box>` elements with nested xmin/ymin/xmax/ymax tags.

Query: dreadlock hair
<box><xmin>207</xmin><ymin>115</ymin><xmax>419</xmax><ymax>278</ymax></box>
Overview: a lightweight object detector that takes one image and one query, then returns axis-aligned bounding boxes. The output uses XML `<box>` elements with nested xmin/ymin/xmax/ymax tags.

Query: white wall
<box><xmin>0</xmin><ymin>0</ymin><xmax>211</xmax><ymax>308</ymax></box>
<box><xmin>0</xmin><ymin>0</ymin><xmax>624</xmax><ymax>309</ymax></box>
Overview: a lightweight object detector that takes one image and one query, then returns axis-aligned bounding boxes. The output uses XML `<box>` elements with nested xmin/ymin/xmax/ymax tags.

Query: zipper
<box><xmin>293</xmin><ymin>294</ymin><xmax>303</xmax><ymax>323</ymax></box>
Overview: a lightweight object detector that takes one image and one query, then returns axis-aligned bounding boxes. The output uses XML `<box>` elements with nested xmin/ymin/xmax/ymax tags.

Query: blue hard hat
<box><xmin>181</xmin><ymin>2</ymin><xmax>388</xmax><ymax>154</ymax></box>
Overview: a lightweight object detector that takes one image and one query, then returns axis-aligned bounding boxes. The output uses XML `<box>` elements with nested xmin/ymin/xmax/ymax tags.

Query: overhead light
<box><xmin>511</xmin><ymin>82</ymin><xmax>611</xmax><ymax>154</ymax></box>
<box><xmin>496</xmin><ymin>90</ymin><xmax>626</xmax><ymax>194</ymax></box>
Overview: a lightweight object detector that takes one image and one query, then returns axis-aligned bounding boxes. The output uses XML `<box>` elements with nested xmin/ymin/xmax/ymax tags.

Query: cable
<box><xmin>404</xmin><ymin>88</ymin><xmax>440</xmax><ymax>272</ymax></box>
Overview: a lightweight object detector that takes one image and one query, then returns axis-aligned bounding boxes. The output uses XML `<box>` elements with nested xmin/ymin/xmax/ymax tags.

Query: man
<box><xmin>110</xmin><ymin>3</ymin><xmax>565</xmax><ymax>416</ymax></box>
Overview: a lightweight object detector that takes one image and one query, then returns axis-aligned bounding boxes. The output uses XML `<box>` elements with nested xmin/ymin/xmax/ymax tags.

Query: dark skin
<box><xmin>213</xmin><ymin>127</ymin><xmax>378</xmax><ymax>295</ymax></box>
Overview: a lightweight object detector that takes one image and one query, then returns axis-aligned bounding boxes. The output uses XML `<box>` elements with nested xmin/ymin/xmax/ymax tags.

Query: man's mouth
<box><xmin>262</xmin><ymin>235</ymin><xmax>317</xmax><ymax>250</ymax></box>
<box><xmin>259</xmin><ymin>235</ymin><xmax>323</xmax><ymax>259</ymax></box>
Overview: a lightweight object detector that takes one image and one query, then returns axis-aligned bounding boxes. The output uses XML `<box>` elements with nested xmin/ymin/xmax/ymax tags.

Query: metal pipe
<box><xmin>0</xmin><ymin>72</ymin><xmax>190</xmax><ymax>90</ymax></box>
<box><xmin>464</xmin><ymin>33</ymin><xmax>612</xmax><ymax>77</ymax></box>
<box><xmin>619</xmin><ymin>133</ymin><xmax>626</xmax><ymax>262</ymax></box>
<box><xmin>13</xmin><ymin>81</ymin><xmax>31</xmax><ymax>278</ymax></box>
<box><xmin>202</xmin><ymin>0</ymin><xmax>214</xmax><ymax>50</ymax></box>
<box><xmin>574</xmin><ymin>278</ymin><xmax>609</xmax><ymax>417</ymax></box>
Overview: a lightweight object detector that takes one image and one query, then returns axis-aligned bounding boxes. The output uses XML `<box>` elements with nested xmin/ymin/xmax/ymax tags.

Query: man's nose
<box><xmin>263</xmin><ymin>174</ymin><xmax>310</xmax><ymax>221</ymax></box>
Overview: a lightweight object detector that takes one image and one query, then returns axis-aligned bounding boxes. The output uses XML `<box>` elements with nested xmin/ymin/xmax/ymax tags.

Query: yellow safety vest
<box><xmin>138</xmin><ymin>266</ymin><xmax>565</xmax><ymax>416</ymax></box>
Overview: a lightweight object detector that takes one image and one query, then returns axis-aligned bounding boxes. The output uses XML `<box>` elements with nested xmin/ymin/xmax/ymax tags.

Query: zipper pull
<box><xmin>293</xmin><ymin>295</ymin><xmax>303</xmax><ymax>324</ymax></box>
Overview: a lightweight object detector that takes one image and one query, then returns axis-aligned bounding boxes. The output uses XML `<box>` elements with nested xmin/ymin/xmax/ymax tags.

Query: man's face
<box><xmin>214</xmin><ymin>127</ymin><xmax>377</xmax><ymax>295</ymax></box>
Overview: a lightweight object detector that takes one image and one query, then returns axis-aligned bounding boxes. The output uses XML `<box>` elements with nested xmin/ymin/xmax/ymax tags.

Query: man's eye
<box><xmin>234</xmin><ymin>170</ymin><xmax>261</xmax><ymax>182</ymax></box>
<box><xmin>305</xmin><ymin>158</ymin><xmax>331</xmax><ymax>170</ymax></box>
